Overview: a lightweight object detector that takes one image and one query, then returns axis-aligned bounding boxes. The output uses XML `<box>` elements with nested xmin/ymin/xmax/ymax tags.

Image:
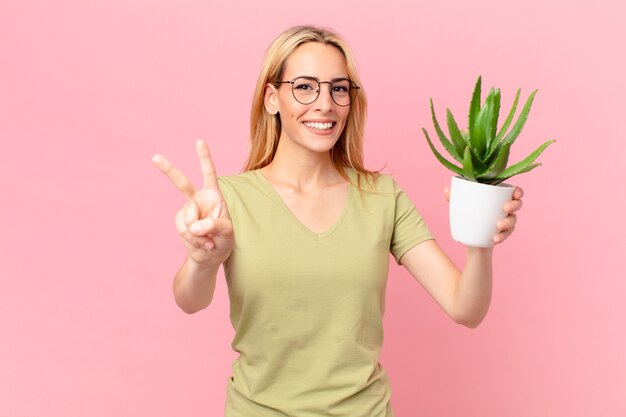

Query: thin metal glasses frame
<box><xmin>278</xmin><ymin>76</ymin><xmax>360</xmax><ymax>107</ymax></box>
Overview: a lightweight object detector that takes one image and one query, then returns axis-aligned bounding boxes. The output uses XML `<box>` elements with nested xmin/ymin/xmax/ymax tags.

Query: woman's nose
<box><xmin>314</xmin><ymin>83</ymin><xmax>334</xmax><ymax>111</ymax></box>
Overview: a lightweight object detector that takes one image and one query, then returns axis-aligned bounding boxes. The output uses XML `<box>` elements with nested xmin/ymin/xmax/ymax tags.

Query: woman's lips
<box><xmin>302</xmin><ymin>121</ymin><xmax>336</xmax><ymax>134</ymax></box>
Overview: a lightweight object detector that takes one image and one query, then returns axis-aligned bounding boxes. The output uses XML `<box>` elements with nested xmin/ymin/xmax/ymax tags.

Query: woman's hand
<box><xmin>493</xmin><ymin>186</ymin><xmax>523</xmax><ymax>244</ymax></box>
<box><xmin>444</xmin><ymin>186</ymin><xmax>524</xmax><ymax>245</ymax></box>
<box><xmin>152</xmin><ymin>140</ymin><xmax>234</xmax><ymax>268</ymax></box>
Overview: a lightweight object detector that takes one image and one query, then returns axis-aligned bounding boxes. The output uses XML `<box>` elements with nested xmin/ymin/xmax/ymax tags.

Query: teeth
<box><xmin>304</xmin><ymin>121</ymin><xmax>333</xmax><ymax>130</ymax></box>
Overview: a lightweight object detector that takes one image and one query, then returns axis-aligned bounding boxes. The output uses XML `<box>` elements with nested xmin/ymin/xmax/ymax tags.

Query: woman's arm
<box><xmin>399</xmin><ymin>241</ymin><xmax>493</xmax><ymax>328</ymax></box>
<box><xmin>153</xmin><ymin>140</ymin><xmax>235</xmax><ymax>314</ymax></box>
<box><xmin>171</xmin><ymin>204</ymin><xmax>234</xmax><ymax>314</ymax></box>
<box><xmin>173</xmin><ymin>256</ymin><xmax>220</xmax><ymax>314</ymax></box>
<box><xmin>399</xmin><ymin>187</ymin><xmax>523</xmax><ymax>328</ymax></box>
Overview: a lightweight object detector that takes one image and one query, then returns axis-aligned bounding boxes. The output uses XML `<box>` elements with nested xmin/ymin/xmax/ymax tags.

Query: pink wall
<box><xmin>1</xmin><ymin>0</ymin><xmax>624</xmax><ymax>416</ymax></box>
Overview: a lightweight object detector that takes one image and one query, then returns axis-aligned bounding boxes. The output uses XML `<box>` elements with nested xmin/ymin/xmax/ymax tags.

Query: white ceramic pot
<box><xmin>449</xmin><ymin>176</ymin><xmax>515</xmax><ymax>248</ymax></box>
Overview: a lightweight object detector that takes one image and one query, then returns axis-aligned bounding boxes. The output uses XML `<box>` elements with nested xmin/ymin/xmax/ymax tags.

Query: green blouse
<box><xmin>217</xmin><ymin>168</ymin><xmax>433</xmax><ymax>417</ymax></box>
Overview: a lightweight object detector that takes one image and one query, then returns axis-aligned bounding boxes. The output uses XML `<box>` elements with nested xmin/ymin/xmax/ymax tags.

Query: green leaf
<box><xmin>468</xmin><ymin>76</ymin><xmax>482</xmax><ymax>138</ymax></box>
<box><xmin>490</xmin><ymin>88</ymin><xmax>520</xmax><ymax>155</ymax></box>
<box><xmin>422</xmin><ymin>128</ymin><xmax>464</xmax><ymax>176</ymax></box>
<box><xmin>468</xmin><ymin>144</ymin><xmax>489</xmax><ymax>175</ymax></box>
<box><xmin>488</xmin><ymin>163</ymin><xmax>542</xmax><ymax>185</ymax></box>
<box><xmin>471</xmin><ymin>102</ymin><xmax>489</xmax><ymax>158</ymax></box>
<box><xmin>477</xmin><ymin>142</ymin><xmax>510</xmax><ymax>181</ymax></box>
<box><xmin>485</xmin><ymin>88</ymin><xmax>501</xmax><ymax>153</ymax></box>
<box><xmin>485</xmin><ymin>88</ymin><xmax>532</xmax><ymax>164</ymax></box>
<box><xmin>498</xmin><ymin>89</ymin><xmax>538</xmax><ymax>150</ymax></box>
<box><xmin>462</xmin><ymin>146</ymin><xmax>477</xmax><ymax>182</ymax></box>
<box><xmin>446</xmin><ymin>108</ymin><xmax>467</xmax><ymax>157</ymax></box>
<box><xmin>430</xmin><ymin>99</ymin><xmax>462</xmax><ymax>163</ymax></box>
<box><xmin>494</xmin><ymin>139</ymin><xmax>556</xmax><ymax>181</ymax></box>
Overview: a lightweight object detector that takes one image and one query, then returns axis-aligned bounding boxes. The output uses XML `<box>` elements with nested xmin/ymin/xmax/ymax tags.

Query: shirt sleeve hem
<box><xmin>392</xmin><ymin>235</ymin><xmax>436</xmax><ymax>265</ymax></box>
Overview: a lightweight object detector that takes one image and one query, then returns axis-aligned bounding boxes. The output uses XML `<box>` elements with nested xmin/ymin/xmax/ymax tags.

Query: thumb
<box><xmin>189</xmin><ymin>217</ymin><xmax>233</xmax><ymax>237</ymax></box>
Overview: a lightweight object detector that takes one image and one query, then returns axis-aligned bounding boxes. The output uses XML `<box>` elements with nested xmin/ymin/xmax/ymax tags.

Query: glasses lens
<box><xmin>331</xmin><ymin>79</ymin><xmax>353</xmax><ymax>106</ymax></box>
<box><xmin>292</xmin><ymin>77</ymin><xmax>319</xmax><ymax>104</ymax></box>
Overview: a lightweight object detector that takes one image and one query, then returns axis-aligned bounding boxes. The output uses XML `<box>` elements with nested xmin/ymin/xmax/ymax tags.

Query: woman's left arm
<box><xmin>399</xmin><ymin>187</ymin><xmax>524</xmax><ymax>328</ymax></box>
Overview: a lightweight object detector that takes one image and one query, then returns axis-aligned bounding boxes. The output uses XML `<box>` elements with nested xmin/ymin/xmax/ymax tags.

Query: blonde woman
<box><xmin>153</xmin><ymin>25</ymin><xmax>522</xmax><ymax>417</ymax></box>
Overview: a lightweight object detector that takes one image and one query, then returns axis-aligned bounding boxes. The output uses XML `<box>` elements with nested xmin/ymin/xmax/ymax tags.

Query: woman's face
<box><xmin>266</xmin><ymin>42</ymin><xmax>351</xmax><ymax>156</ymax></box>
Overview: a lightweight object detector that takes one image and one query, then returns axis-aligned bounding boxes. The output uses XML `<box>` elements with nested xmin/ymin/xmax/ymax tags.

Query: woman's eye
<box><xmin>333</xmin><ymin>86</ymin><xmax>349</xmax><ymax>93</ymax></box>
<box><xmin>295</xmin><ymin>83</ymin><xmax>314</xmax><ymax>91</ymax></box>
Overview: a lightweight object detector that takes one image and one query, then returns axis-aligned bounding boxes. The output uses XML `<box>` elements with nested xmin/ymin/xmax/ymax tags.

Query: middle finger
<box><xmin>504</xmin><ymin>199</ymin><xmax>523</xmax><ymax>213</ymax></box>
<box><xmin>196</xmin><ymin>140</ymin><xmax>220</xmax><ymax>191</ymax></box>
<box><xmin>498</xmin><ymin>213</ymin><xmax>517</xmax><ymax>231</ymax></box>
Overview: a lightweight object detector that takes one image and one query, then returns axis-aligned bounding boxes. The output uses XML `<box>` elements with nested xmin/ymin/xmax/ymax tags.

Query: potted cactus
<box><xmin>422</xmin><ymin>76</ymin><xmax>555</xmax><ymax>247</ymax></box>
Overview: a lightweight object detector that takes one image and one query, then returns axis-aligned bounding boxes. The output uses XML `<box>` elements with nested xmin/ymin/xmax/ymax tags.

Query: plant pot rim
<box><xmin>452</xmin><ymin>175</ymin><xmax>514</xmax><ymax>189</ymax></box>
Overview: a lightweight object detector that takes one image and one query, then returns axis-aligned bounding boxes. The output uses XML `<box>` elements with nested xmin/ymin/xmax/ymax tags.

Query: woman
<box><xmin>153</xmin><ymin>25</ymin><xmax>522</xmax><ymax>417</ymax></box>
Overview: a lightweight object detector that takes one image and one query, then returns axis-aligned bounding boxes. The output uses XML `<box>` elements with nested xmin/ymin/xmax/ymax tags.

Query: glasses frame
<box><xmin>278</xmin><ymin>76</ymin><xmax>360</xmax><ymax>107</ymax></box>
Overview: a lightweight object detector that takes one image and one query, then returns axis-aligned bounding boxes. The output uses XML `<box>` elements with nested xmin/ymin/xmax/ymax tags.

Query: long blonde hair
<box><xmin>243</xmin><ymin>25</ymin><xmax>378</xmax><ymax>183</ymax></box>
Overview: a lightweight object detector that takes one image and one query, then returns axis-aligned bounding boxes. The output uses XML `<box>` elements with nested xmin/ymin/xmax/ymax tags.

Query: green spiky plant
<box><xmin>422</xmin><ymin>76</ymin><xmax>555</xmax><ymax>185</ymax></box>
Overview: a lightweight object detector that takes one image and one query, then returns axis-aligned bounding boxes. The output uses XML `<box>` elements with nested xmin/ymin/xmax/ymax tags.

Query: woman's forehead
<box><xmin>282</xmin><ymin>42</ymin><xmax>348</xmax><ymax>79</ymax></box>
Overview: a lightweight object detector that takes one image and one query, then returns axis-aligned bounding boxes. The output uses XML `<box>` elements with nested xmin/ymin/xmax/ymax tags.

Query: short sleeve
<box><xmin>217</xmin><ymin>176</ymin><xmax>234</xmax><ymax>216</ymax></box>
<box><xmin>389</xmin><ymin>180</ymin><xmax>434</xmax><ymax>264</ymax></box>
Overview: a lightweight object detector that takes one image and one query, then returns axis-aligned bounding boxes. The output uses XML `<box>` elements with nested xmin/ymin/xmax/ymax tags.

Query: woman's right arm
<box><xmin>153</xmin><ymin>140</ymin><xmax>235</xmax><ymax>314</ymax></box>
<box><xmin>172</xmin><ymin>256</ymin><xmax>220</xmax><ymax>314</ymax></box>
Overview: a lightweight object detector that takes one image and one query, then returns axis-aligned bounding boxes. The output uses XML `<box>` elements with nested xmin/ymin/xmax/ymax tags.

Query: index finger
<box><xmin>196</xmin><ymin>140</ymin><xmax>219</xmax><ymax>190</ymax></box>
<box><xmin>152</xmin><ymin>154</ymin><xmax>196</xmax><ymax>199</ymax></box>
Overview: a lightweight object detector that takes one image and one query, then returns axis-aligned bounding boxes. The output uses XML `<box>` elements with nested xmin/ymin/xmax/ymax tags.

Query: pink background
<box><xmin>2</xmin><ymin>0</ymin><xmax>625</xmax><ymax>416</ymax></box>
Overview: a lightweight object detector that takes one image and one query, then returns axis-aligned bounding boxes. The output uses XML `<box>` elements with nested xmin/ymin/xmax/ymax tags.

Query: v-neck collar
<box><xmin>254</xmin><ymin>168</ymin><xmax>354</xmax><ymax>240</ymax></box>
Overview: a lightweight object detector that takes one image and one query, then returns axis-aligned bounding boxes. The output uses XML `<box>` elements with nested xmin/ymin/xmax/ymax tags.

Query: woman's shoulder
<box><xmin>217</xmin><ymin>170</ymin><xmax>262</xmax><ymax>188</ymax></box>
<box><xmin>217</xmin><ymin>170</ymin><xmax>266</xmax><ymax>204</ymax></box>
<box><xmin>345</xmin><ymin>167</ymin><xmax>398</xmax><ymax>194</ymax></box>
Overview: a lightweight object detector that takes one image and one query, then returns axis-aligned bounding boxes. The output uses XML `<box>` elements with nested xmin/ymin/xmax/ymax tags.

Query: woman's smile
<box><xmin>302</xmin><ymin>120</ymin><xmax>336</xmax><ymax>134</ymax></box>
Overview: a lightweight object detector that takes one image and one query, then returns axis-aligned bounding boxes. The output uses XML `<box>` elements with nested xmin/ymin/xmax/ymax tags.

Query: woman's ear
<box><xmin>264</xmin><ymin>84</ymin><xmax>279</xmax><ymax>115</ymax></box>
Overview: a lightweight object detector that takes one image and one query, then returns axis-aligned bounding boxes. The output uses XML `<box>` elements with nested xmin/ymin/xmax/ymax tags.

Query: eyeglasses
<box><xmin>279</xmin><ymin>76</ymin><xmax>359</xmax><ymax>107</ymax></box>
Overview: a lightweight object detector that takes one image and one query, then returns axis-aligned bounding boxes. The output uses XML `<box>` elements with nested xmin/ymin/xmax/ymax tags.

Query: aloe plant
<box><xmin>422</xmin><ymin>76</ymin><xmax>555</xmax><ymax>185</ymax></box>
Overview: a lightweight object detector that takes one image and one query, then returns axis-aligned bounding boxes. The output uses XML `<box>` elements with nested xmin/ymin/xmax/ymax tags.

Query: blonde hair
<box><xmin>243</xmin><ymin>25</ymin><xmax>378</xmax><ymax>183</ymax></box>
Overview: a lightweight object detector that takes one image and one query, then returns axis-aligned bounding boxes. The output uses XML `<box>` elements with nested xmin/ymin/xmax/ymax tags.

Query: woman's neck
<box><xmin>261</xmin><ymin>139</ymin><xmax>344</xmax><ymax>190</ymax></box>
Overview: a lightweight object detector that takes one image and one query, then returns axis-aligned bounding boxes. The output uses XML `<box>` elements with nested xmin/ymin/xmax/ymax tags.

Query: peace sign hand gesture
<box><xmin>152</xmin><ymin>140</ymin><xmax>234</xmax><ymax>269</ymax></box>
